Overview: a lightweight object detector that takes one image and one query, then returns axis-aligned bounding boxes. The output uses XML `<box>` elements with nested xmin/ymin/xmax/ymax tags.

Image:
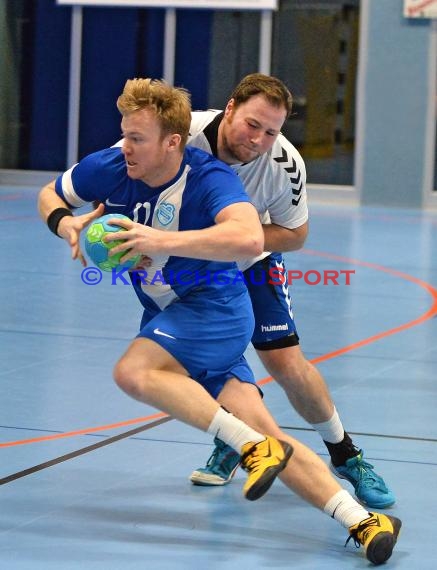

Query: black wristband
<box><xmin>47</xmin><ymin>207</ymin><xmax>73</xmax><ymax>237</ymax></box>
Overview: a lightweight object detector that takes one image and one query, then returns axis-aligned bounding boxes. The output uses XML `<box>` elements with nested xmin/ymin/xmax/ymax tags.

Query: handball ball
<box><xmin>85</xmin><ymin>213</ymin><xmax>140</xmax><ymax>272</ymax></box>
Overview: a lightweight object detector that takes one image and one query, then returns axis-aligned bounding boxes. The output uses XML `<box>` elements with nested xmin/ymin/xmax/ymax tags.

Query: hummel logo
<box><xmin>153</xmin><ymin>328</ymin><xmax>176</xmax><ymax>340</ymax></box>
<box><xmin>105</xmin><ymin>197</ymin><xmax>127</xmax><ymax>207</ymax></box>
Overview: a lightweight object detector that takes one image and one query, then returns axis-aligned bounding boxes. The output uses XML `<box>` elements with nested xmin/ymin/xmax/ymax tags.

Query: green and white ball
<box><xmin>85</xmin><ymin>213</ymin><xmax>140</xmax><ymax>271</ymax></box>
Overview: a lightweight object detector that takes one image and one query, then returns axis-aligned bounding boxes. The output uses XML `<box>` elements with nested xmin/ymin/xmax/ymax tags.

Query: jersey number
<box><xmin>133</xmin><ymin>202</ymin><xmax>151</xmax><ymax>225</ymax></box>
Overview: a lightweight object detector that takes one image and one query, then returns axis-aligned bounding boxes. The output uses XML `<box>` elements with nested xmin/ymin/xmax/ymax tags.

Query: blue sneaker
<box><xmin>190</xmin><ymin>438</ymin><xmax>240</xmax><ymax>486</ymax></box>
<box><xmin>331</xmin><ymin>450</ymin><xmax>395</xmax><ymax>509</ymax></box>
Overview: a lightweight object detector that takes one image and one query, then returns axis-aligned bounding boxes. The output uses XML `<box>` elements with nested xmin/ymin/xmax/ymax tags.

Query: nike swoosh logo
<box><xmin>105</xmin><ymin>198</ymin><xmax>126</xmax><ymax>207</ymax></box>
<box><xmin>153</xmin><ymin>328</ymin><xmax>176</xmax><ymax>340</ymax></box>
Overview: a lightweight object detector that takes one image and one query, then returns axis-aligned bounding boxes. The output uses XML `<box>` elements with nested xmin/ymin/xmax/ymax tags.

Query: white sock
<box><xmin>323</xmin><ymin>489</ymin><xmax>371</xmax><ymax>529</ymax></box>
<box><xmin>312</xmin><ymin>407</ymin><xmax>345</xmax><ymax>444</ymax></box>
<box><xmin>207</xmin><ymin>407</ymin><xmax>265</xmax><ymax>453</ymax></box>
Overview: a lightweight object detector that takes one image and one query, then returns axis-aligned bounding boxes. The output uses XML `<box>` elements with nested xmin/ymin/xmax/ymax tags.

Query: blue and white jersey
<box><xmin>55</xmin><ymin>145</ymin><xmax>251</xmax><ymax>310</ymax></box>
<box><xmin>113</xmin><ymin>111</ymin><xmax>308</xmax><ymax>229</ymax></box>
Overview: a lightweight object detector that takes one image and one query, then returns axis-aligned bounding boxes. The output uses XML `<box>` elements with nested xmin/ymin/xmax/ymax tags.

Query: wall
<box><xmin>357</xmin><ymin>0</ymin><xmax>435</xmax><ymax>207</ymax></box>
<box><xmin>2</xmin><ymin>0</ymin><xmax>436</xmax><ymax>208</ymax></box>
<box><xmin>26</xmin><ymin>1</ymin><xmax>211</xmax><ymax>169</ymax></box>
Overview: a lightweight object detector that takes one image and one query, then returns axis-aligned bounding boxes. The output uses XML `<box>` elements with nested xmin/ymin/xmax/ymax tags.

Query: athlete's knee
<box><xmin>113</xmin><ymin>355</ymin><xmax>153</xmax><ymax>399</ymax></box>
<box><xmin>114</xmin><ymin>357</ymin><xmax>136</xmax><ymax>397</ymax></box>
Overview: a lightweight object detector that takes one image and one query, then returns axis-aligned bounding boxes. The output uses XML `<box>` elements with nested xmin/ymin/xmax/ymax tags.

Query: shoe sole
<box><xmin>244</xmin><ymin>442</ymin><xmax>293</xmax><ymax>501</ymax></box>
<box><xmin>366</xmin><ymin>516</ymin><xmax>402</xmax><ymax>565</ymax></box>
<box><xmin>189</xmin><ymin>464</ymin><xmax>240</xmax><ymax>486</ymax></box>
<box><xmin>330</xmin><ymin>463</ymin><xmax>396</xmax><ymax>509</ymax></box>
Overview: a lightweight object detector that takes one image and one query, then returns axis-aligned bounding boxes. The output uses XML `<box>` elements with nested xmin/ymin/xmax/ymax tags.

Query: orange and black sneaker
<box><xmin>347</xmin><ymin>513</ymin><xmax>402</xmax><ymax>565</ymax></box>
<box><xmin>240</xmin><ymin>436</ymin><xmax>293</xmax><ymax>501</ymax></box>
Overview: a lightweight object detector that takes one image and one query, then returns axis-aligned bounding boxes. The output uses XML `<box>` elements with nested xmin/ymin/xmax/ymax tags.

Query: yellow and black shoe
<box><xmin>347</xmin><ymin>513</ymin><xmax>402</xmax><ymax>565</ymax></box>
<box><xmin>240</xmin><ymin>436</ymin><xmax>293</xmax><ymax>501</ymax></box>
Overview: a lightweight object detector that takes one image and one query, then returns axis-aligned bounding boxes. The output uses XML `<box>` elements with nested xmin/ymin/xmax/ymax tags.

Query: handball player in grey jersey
<box><xmin>187</xmin><ymin>73</ymin><xmax>395</xmax><ymax>510</ymax></box>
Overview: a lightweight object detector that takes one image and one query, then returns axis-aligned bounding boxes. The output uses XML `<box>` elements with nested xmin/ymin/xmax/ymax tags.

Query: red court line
<box><xmin>257</xmin><ymin>250</ymin><xmax>437</xmax><ymax>385</ymax></box>
<box><xmin>2</xmin><ymin>251</ymin><xmax>437</xmax><ymax>447</ymax></box>
<box><xmin>0</xmin><ymin>412</ymin><xmax>168</xmax><ymax>448</ymax></box>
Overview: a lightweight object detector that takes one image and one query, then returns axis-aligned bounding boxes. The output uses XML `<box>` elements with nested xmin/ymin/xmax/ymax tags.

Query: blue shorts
<box><xmin>244</xmin><ymin>253</ymin><xmax>300</xmax><ymax>350</ymax></box>
<box><xmin>137</xmin><ymin>288</ymin><xmax>256</xmax><ymax>399</ymax></box>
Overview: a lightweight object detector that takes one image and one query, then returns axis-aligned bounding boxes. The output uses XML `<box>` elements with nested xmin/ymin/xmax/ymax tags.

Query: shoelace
<box><xmin>205</xmin><ymin>447</ymin><xmax>221</xmax><ymax>468</ymax></box>
<box><xmin>344</xmin><ymin>515</ymin><xmax>379</xmax><ymax>549</ymax></box>
<box><xmin>344</xmin><ymin>534</ymin><xmax>361</xmax><ymax>549</ymax></box>
<box><xmin>355</xmin><ymin>460</ymin><xmax>388</xmax><ymax>491</ymax></box>
<box><xmin>206</xmin><ymin>442</ymin><xmax>239</xmax><ymax>473</ymax></box>
<box><xmin>241</xmin><ymin>445</ymin><xmax>263</xmax><ymax>472</ymax></box>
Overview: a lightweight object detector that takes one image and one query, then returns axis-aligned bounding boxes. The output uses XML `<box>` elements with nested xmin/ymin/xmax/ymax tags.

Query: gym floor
<box><xmin>1</xmin><ymin>184</ymin><xmax>437</xmax><ymax>569</ymax></box>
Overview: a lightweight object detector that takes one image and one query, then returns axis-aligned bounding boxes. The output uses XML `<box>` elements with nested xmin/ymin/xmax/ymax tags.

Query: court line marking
<box><xmin>0</xmin><ymin>416</ymin><xmax>172</xmax><ymax>486</ymax></box>
<box><xmin>0</xmin><ymin>412</ymin><xmax>168</xmax><ymax>448</ymax></box>
<box><xmin>259</xmin><ymin>249</ymin><xmax>437</xmax><ymax>381</ymax></box>
<box><xmin>1</xmin><ymin>251</ymin><xmax>437</xmax><ymax>449</ymax></box>
<box><xmin>281</xmin><ymin>425</ymin><xmax>437</xmax><ymax>444</ymax></box>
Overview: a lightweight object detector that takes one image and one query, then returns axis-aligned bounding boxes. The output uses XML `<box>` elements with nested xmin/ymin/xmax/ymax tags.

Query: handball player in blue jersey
<box><xmin>38</xmin><ymin>78</ymin><xmax>400</xmax><ymax>565</ymax></box>
<box><xmin>112</xmin><ymin>74</ymin><xmax>394</xmax><ymax>512</ymax></box>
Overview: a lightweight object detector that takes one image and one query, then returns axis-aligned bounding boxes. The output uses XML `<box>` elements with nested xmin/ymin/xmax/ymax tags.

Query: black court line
<box><xmin>281</xmin><ymin>425</ymin><xmax>437</xmax><ymax>443</ymax></box>
<box><xmin>3</xmin><ymin>418</ymin><xmax>435</xmax><ymax>487</ymax></box>
<box><xmin>3</xmin><ymin>422</ymin><xmax>436</xmax><ymax>445</ymax></box>
<box><xmin>0</xmin><ymin>416</ymin><xmax>172</xmax><ymax>486</ymax></box>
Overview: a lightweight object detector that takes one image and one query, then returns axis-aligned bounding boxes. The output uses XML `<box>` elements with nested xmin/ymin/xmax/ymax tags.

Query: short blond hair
<box><xmin>117</xmin><ymin>78</ymin><xmax>191</xmax><ymax>146</ymax></box>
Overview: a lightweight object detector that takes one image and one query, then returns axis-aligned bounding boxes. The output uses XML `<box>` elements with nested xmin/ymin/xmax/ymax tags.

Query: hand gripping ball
<box><xmin>85</xmin><ymin>213</ymin><xmax>140</xmax><ymax>272</ymax></box>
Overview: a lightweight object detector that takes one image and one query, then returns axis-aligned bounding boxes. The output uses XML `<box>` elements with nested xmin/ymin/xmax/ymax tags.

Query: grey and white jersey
<box><xmin>188</xmin><ymin>110</ymin><xmax>308</xmax><ymax>230</ymax></box>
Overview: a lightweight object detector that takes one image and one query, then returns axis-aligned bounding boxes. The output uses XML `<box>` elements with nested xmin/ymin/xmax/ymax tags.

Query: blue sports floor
<box><xmin>1</xmin><ymin>185</ymin><xmax>437</xmax><ymax>569</ymax></box>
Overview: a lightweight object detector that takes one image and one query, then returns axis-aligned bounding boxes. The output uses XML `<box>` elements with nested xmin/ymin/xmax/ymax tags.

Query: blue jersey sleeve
<box><xmin>55</xmin><ymin>148</ymin><xmax>126</xmax><ymax>208</ymax></box>
<box><xmin>203</xmin><ymin>166</ymin><xmax>251</xmax><ymax>220</ymax></box>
